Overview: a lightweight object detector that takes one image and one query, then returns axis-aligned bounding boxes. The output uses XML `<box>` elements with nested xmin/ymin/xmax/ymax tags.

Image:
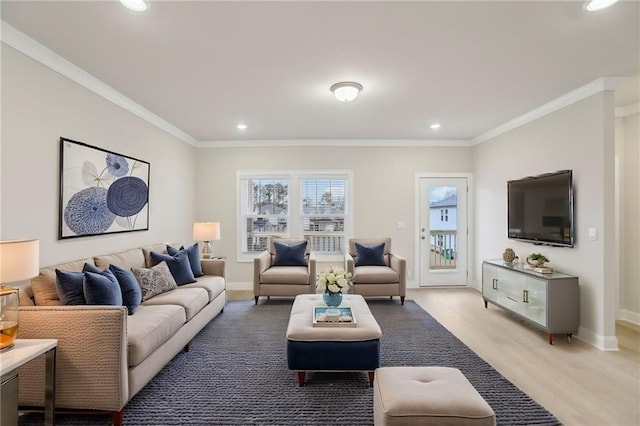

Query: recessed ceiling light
<box><xmin>120</xmin><ymin>0</ymin><xmax>149</xmax><ymax>12</ymax></box>
<box><xmin>330</xmin><ymin>82</ymin><xmax>363</xmax><ymax>103</ymax></box>
<box><xmin>584</xmin><ymin>0</ymin><xmax>619</xmax><ymax>11</ymax></box>
<box><xmin>430</xmin><ymin>123</ymin><xmax>441</xmax><ymax>130</ymax></box>
<box><xmin>237</xmin><ymin>124</ymin><xmax>248</xmax><ymax>130</ymax></box>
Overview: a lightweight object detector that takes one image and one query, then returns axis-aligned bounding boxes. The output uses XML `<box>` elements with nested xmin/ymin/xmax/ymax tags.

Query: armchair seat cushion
<box><xmin>354</xmin><ymin>266</ymin><xmax>400</xmax><ymax>284</ymax></box>
<box><xmin>261</xmin><ymin>266</ymin><xmax>310</xmax><ymax>284</ymax></box>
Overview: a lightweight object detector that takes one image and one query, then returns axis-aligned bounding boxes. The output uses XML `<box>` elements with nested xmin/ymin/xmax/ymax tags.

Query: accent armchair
<box><xmin>253</xmin><ymin>237</ymin><xmax>317</xmax><ymax>305</ymax></box>
<box><xmin>346</xmin><ymin>237</ymin><xmax>406</xmax><ymax>305</ymax></box>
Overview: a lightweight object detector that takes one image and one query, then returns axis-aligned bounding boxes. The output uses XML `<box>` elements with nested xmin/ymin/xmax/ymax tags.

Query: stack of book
<box><xmin>313</xmin><ymin>306</ymin><xmax>356</xmax><ymax>327</ymax></box>
<box><xmin>524</xmin><ymin>264</ymin><xmax>553</xmax><ymax>274</ymax></box>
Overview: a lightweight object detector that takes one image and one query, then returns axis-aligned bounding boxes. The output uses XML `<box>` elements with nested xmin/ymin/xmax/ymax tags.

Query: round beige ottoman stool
<box><xmin>373</xmin><ymin>366</ymin><xmax>496</xmax><ymax>426</ymax></box>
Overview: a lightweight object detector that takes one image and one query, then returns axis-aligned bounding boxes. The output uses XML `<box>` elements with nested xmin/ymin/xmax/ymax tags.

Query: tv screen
<box><xmin>507</xmin><ymin>170</ymin><xmax>574</xmax><ymax>247</ymax></box>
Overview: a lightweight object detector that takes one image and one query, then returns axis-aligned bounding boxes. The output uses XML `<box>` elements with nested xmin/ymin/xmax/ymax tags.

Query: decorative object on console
<box><xmin>0</xmin><ymin>239</ymin><xmax>39</xmax><ymax>351</ymax></box>
<box><xmin>526</xmin><ymin>253</ymin><xmax>549</xmax><ymax>266</ymax></box>
<box><xmin>193</xmin><ymin>222</ymin><xmax>220</xmax><ymax>259</ymax></box>
<box><xmin>525</xmin><ymin>253</ymin><xmax>552</xmax><ymax>273</ymax></box>
<box><xmin>59</xmin><ymin>137</ymin><xmax>150</xmax><ymax>239</ymax></box>
<box><xmin>317</xmin><ymin>266</ymin><xmax>352</xmax><ymax>307</ymax></box>
<box><xmin>502</xmin><ymin>248</ymin><xmax>517</xmax><ymax>263</ymax></box>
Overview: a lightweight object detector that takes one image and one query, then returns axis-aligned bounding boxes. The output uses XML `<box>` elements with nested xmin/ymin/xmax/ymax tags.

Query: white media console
<box><xmin>482</xmin><ymin>259</ymin><xmax>579</xmax><ymax>344</ymax></box>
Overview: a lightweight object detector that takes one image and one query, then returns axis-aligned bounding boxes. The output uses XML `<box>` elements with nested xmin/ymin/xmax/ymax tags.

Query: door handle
<box><xmin>523</xmin><ymin>289</ymin><xmax>529</xmax><ymax>303</ymax></box>
<box><xmin>492</xmin><ymin>278</ymin><xmax>498</xmax><ymax>290</ymax></box>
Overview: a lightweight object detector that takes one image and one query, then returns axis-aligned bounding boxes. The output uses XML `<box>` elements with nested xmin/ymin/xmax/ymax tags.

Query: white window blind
<box><xmin>240</xmin><ymin>177</ymin><xmax>289</xmax><ymax>254</ymax></box>
<box><xmin>301</xmin><ymin>178</ymin><xmax>347</xmax><ymax>254</ymax></box>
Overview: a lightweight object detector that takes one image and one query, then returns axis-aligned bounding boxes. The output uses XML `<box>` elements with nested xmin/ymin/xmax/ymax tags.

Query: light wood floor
<box><xmin>228</xmin><ymin>288</ymin><xmax>640</xmax><ymax>426</ymax></box>
<box><xmin>407</xmin><ymin>288</ymin><xmax>640</xmax><ymax>426</ymax></box>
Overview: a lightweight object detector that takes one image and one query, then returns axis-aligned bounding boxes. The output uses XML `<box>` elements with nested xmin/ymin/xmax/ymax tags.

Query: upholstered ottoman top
<box><xmin>373</xmin><ymin>366</ymin><xmax>496</xmax><ymax>426</ymax></box>
<box><xmin>286</xmin><ymin>294</ymin><xmax>382</xmax><ymax>342</ymax></box>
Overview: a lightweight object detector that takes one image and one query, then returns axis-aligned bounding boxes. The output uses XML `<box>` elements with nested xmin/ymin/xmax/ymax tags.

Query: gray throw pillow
<box><xmin>132</xmin><ymin>261</ymin><xmax>177</xmax><ymax>301</ymax></box>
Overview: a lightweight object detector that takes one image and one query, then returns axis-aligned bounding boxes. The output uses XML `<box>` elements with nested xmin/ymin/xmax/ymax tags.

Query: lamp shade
<box><xmin>193</xmin><ymin>222</ymin><xmax>220</xmax><ymax>242</ymax></box>
<box><xmin>0</xmin><ymin>239</ymin><xmax>40</xmax><ymax>284</ymax></box>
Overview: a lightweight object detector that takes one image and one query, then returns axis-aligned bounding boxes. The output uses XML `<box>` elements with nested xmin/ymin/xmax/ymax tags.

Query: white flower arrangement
<box><xmin>316</xmin><ymin>266</ymin><xmax>353</xmax><ymax>294</ymax></box>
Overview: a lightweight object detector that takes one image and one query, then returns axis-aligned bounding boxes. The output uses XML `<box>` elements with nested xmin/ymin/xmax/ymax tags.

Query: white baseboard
<box><xmin>577</xmin><ymin>326</ymin><xmax>619</xmax><ymax>351</ymax></box>
<box><xmin>618</xmin><ymin>309</ymin><xmax>640</xmax><ymax>326</ymax></box>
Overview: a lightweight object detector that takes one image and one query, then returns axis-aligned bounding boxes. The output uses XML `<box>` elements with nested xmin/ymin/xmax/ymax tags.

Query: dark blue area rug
<box><xmin>20</xmin><ymin>299</ymin><xmax>560</xmax><ymax>425</ymax></box>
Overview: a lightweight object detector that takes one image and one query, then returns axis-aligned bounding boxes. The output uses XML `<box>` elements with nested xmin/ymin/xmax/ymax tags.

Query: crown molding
<box><xmin>197</xmin><ymin>139</ymin><xmax>473</xmax><ymax>148</ymax></box>
<box><xmin>472</xmin><ymin>77</ymin><xmax>628</xmax><ymax>145</ymax></box>
<box><xmin>0</xmin><ymin>20</ymin><xmax>198</xmax><ymax>146</ymax></box>
<box><xmin>616</xmin><ymin>102</ymin><xmax>640</xmax><ymax>117</ymax></box>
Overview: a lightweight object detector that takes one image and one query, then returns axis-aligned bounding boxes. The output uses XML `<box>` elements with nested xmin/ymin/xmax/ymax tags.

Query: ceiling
<box><xmin>1</xmin><ymin>1</ymin><xmax>639</xmax><ymax>144</ymax></box>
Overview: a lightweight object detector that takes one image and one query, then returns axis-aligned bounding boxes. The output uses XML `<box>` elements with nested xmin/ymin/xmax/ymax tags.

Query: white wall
<box><xmin>472</xmin><ymin>92</ymin><xmax>617</xmax><ymax>349</ymax></box>
<box><xmin>194</xmin><ymin>145</ymin><xmax>472</xmax><ymax>287</ymax></box>
<box><xmin>0</xmin><ymin>45</ymin><xmax>197</xmax><ymax>266</ymax></box>
<box><xmin>618</xmin><ymin>112</ymin><xmax>640</xmax><ymax>323</ymax></box>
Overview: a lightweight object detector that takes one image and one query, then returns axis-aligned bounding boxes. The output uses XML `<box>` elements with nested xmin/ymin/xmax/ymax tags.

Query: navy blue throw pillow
<box><xmin>273</xmin><ymin>241</ymin><xmax>308</xmax><ymax>266</ymax></box>
<box><xmin>150</xmin><ymin>250</ymin><xmax>196</xmax><ymax>285</ymax></box>
<box><xmin>83</xmin><ymin>271</ymin><xmax>123</xmax><ymax>306</ymax></box>
<box><xmin>167</xmin><ymin>243</ymin><xmax>203</xmax><ymax>277</ymax></box>
<box><xmin>355</xmin><ymin>242</ymin><xmax>386</xmax><ymax>266</ymax></box>
<box><xmin>109</xmin><ymin>264</ymin><xmax>142</xmax><ymax>314</ymax></box>
<box><xmin>55</xmin><ymin>269</ymin><xmax>86</xmax><ymax>305</ymax></box>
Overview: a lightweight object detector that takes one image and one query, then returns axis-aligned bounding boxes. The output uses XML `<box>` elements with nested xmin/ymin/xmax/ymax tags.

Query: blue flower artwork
<box><xmin>59</xmin><ymin>138</ymin><xmax>150</xmax><ymax>239</ymax></box>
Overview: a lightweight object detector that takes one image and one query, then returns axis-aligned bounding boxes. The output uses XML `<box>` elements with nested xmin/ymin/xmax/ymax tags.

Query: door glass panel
<box><xmin>428</xmin><ymin>185</ymin><xmax>457</xmax><ymax>270</ymax></box>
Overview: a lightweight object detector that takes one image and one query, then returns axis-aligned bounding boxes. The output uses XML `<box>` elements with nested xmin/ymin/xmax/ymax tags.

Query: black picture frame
<box><xmin>59</xmin><ymin>137</ymin><xmax>150</xmax><ymax>239</ymax></box>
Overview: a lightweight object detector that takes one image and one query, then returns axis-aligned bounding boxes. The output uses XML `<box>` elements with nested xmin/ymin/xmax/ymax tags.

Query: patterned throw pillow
<box><xmin>132</xmin><ymin>262</ymin><xmax>178</xmax><ymax>301</ymax></box>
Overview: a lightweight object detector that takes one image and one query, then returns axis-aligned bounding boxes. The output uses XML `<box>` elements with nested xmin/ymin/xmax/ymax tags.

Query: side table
<box><xmin>1</xmin><ymin>339</ymin><xmax>57</xmax><ymax>426</ymax></box>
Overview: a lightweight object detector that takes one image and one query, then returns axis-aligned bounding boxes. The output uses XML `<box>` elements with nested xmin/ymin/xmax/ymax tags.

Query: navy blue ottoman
<box><xmin>286</xmin><ymin>294</ymin><xmax>382</xmax><ymax>386</ymax></box>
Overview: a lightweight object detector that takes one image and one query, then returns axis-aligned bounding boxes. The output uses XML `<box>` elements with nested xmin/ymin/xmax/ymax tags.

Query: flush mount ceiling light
<box><xmin>237</xmin><ymin>123</ymin><xmax>248</xmax><ymax>130</ymax></box>
<box><xmin>330</xmin><ymin>81</ymin><xmax>363</xmax><ymax>103</ymax></box>
<box><xmin>120</xmin><ymin>0</ymin><xmax>149</xmax><ymax>12</ymax></box>
<box><xmin>584</xmin><ymin>0</ymin><xmax>619</xmax><ymax>11</ymax></box>
<box><xmin>430</xmin><ymin>123</ymin><xmax>441</xmax><ymax>130</ymax></box>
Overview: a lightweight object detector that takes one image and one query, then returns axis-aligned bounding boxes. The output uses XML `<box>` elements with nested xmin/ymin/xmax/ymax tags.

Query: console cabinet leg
<box><xmin>297</xmin><ymin>372</ymin><xmax>305</xmax><ymax>387</ymax></box>
<box><xmin>483</xmin><ymin>299</ymin><xmax>488</xmax><ymax>309</ymax></box>
<box><xmin>548</xmin><ymin>333</ymin><xmax>553</xmax><ymax>345</ymax></box>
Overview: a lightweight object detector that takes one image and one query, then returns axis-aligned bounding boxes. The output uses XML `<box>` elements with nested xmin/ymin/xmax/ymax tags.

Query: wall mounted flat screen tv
<box><xmin>507</xmin><ymin>170</ymin><xmax>574</xmax><ymax>247</ymax></box>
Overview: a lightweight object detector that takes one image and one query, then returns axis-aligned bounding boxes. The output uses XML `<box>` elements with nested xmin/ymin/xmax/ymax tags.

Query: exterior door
<box><xmin>419</xmin><ymin>177</ymin><xmax>468</xmax><ymax>286</ymax></box>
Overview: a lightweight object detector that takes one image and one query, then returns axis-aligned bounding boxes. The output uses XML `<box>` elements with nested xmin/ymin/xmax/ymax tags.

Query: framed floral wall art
<box><xmin>59</xmin><ymin>137</ymin><xmax>150</xmax><ymax>239</ymax></box>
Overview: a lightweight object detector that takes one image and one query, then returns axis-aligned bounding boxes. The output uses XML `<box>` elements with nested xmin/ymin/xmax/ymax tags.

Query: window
<box><xmin>301</xmin><ymin>178</ymin><xmax>346</xmax><ymax>254</ymax></box>
<box><xmin>239</xmin><ymin>177</ymin><xmax>289</xmax><ymax>254</ymax></box>
<box><xmin>238</xmin><ymin>171</ymin><xmax>351</xmax><ymax>259</ymax></box>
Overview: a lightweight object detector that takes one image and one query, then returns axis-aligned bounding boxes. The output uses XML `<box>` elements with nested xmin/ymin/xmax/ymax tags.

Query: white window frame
<box><xmin>237</xmin><ymin>170</ymin><xmax>353</xmax><ymax>262</ymax></box>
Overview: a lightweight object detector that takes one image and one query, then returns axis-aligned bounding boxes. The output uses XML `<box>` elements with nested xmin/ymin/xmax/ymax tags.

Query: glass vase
<box><xmin>323</xmin><ymin>290</ymin><xmax>343</xmax><ymax>307</ymax></box>
<box><xmin>0</xmin><ymin>286</ymin><xmax>19</xmax><ymax>351</ymax></box>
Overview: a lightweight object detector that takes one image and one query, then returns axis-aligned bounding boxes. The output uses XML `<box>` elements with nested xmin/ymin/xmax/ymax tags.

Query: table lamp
<box><xmin>0</xmin><ymin>239</ymin><xmax>39</xmax><ymax>351</ymax></box>
<box><xmin>193</xmin><ymin>222</ymin><xmax>220</xmax><ymax>259</ymax></box>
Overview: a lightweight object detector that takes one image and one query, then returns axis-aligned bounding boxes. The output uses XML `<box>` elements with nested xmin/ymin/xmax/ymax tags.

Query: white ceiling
<box><xmin>1</xmin><ymin>1</ymin><xmax>639</xmax><ymax>144</ymax></box>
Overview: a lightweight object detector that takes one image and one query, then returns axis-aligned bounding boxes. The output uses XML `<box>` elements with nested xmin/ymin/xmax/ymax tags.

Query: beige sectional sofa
<box><xmin>16</xmin><ymin>243</ymin><xmax>226</xmax><ymax>425</ymax></box>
